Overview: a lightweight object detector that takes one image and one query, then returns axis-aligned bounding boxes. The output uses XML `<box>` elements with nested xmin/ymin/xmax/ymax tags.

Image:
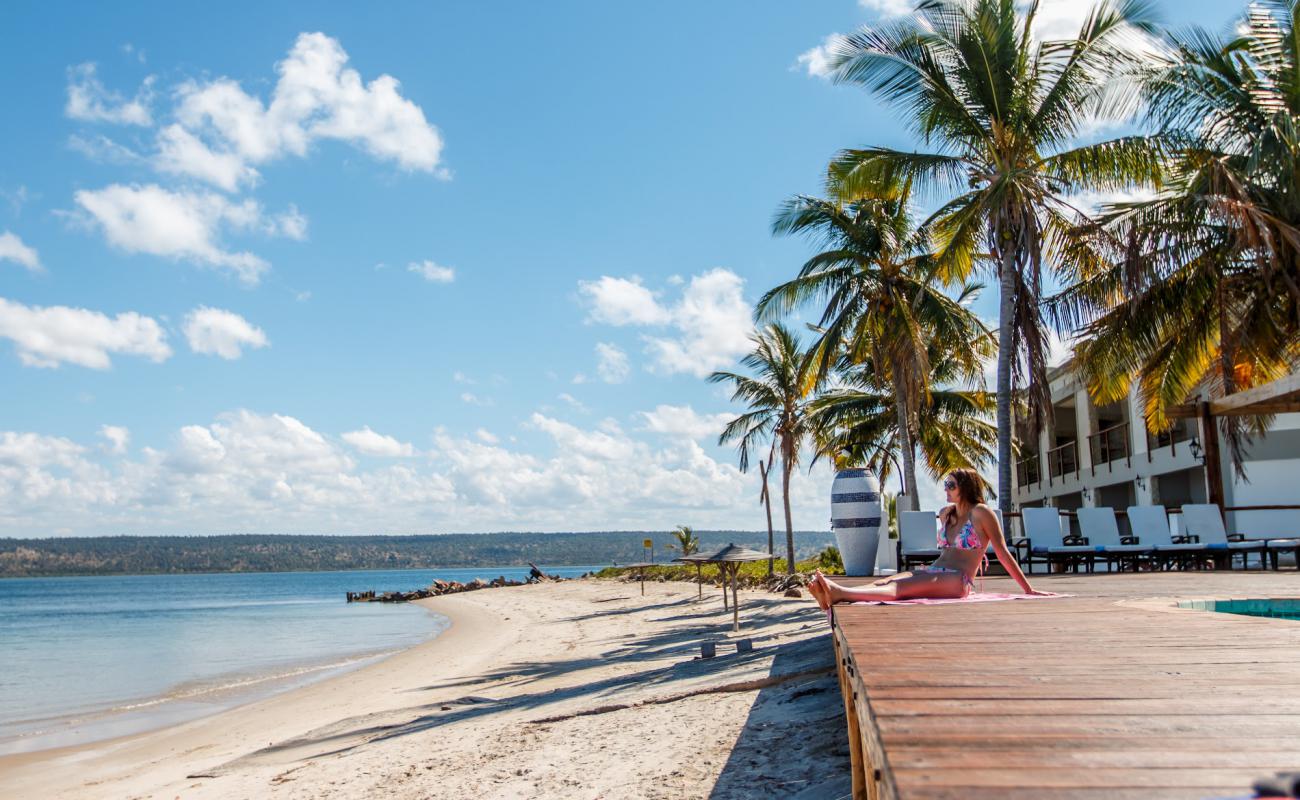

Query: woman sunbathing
<box><xmin>807</xmin><ymin>468</ymin><xmax>1044</xmax><ymax>611</ymax></box>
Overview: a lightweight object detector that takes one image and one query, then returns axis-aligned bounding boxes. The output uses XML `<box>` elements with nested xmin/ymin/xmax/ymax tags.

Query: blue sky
<box><xmin>0</xmin><ymin>0</ymin><xmax>1238</xmax><ymax>536</ymax></box>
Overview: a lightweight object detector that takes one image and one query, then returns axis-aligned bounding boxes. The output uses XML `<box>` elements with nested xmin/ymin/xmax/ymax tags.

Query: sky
<box><xmin>0</xmin><ymin>0</ymin><xmax>1238</xmax><ymax>537</ymax></box>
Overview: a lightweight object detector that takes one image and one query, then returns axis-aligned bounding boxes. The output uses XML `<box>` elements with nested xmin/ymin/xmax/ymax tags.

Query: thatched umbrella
<box><xmin>611</xmin><ymin>562</ymin><xmax>657</xmax><ymax>596</ymax></box>
<box><xmin>672</xmin><ymin>553</ymin><xmax>711</xmax><ymax>602</ymax></box>
<box><xmin>696</xmin><ymin>543</ymin><xmax>772</xmax><ymax>632</ymax></box>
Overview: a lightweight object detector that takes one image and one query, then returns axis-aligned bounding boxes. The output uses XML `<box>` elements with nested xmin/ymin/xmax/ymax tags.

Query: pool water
<box><xmin>1179</xmin><ymin>598</ymin><xmax>1300</xmax><ymax>620</ymax></box>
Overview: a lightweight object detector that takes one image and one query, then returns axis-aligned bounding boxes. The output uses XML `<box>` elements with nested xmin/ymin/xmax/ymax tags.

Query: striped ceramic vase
<box><xmin>831</xmin><ymin>468</ymin><xmax>883</xmax><ymax>576</ymax></box>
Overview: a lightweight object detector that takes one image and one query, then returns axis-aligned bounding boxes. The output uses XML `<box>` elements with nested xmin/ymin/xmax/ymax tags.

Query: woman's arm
<box><xmin>975</xmin><ymin>506</ymin><xmax>1045</xmax><ymax>595</ymax></box>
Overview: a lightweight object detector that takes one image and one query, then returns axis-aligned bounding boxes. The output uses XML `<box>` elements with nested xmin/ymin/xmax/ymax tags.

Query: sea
<box><xmin>0</xmin><ymin>565</ymin><xmax>602</xmax><ymax>755</ymax></box>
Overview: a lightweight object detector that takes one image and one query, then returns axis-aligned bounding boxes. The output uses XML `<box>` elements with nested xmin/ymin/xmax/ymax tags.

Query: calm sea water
<box><xmin>0</xmin><ymin>566</ymin><xmax>601</xmax><ymax>754</ymax></box>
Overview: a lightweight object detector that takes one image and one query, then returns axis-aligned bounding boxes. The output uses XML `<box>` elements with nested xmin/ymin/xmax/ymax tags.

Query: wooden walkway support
<box><xmin>829</xmin><ymin>572</ymin><xmax>1300</xmax><ymax>800</ymax></box>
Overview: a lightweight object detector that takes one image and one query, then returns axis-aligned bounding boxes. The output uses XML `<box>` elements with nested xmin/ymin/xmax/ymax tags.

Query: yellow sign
<box><xmin>643</xmin><ymin>539</ymin><xmax>653</xmax><ymax>549</ymax></box>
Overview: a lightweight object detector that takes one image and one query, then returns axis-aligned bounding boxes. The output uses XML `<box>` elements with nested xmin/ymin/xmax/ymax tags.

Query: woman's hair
<box><xmin>948</xmin><ymin>468</ymin><xmax>985</xmax><ymax>506</ymax></box>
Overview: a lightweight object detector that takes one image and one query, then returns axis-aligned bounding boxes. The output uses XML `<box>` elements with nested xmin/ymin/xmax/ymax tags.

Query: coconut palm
<box><xmin>1053</xmin><ymin>0</ymin><xmax>1300</xmax><ymax>469</ymax></box>
<box><xmin>825</xmin><ymin>0</ymin><xmax>1164</xmax><ymax>510</ymax></box>
<box><xmin>668</xmin><ymin>525</ymin><xmax>700</xmax><ymax>557</ymax></box>
<box><xmin>711</xmin><ymin>324</ymin><xmax>819</xmax><ymax>574</ymax></box>
<box><xmin>758</xmin><ymin>185</ymin><xmax>993</xmax><ymax>510</ymax></box>
<box><xmin>810</xmin><ymin>343</ymin><xmax>999</xmax><ymax>493</ymax></box>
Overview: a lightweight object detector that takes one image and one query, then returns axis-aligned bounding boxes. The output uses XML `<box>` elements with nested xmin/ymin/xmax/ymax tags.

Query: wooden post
<box><xmin>1198</xmin><ymin>401</ymin><xmax>1226</xmax><ymax>510</ymax></box>
<box><xmin>730</xmin><ymin>565</ymin><xmax>740</xmax><ymax>632</ymax></box>
<box><xmin>760</xmin><ymin>459</ymin><xmax>775</xmax><ymax>577</ymax></box>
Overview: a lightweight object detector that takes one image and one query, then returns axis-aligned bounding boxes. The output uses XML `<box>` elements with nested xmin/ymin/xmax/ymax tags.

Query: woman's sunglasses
<box><xmin>943</xmin><ymin>479</ymin><xmax>957</xmax><ymax>490</ymax></box>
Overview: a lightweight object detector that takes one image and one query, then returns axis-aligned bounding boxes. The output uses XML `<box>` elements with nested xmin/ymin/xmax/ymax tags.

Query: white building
<box><xmin>1011</xmin><ymin>361</ymin><xmax>1300</xmax><ymax>541</ymax></box>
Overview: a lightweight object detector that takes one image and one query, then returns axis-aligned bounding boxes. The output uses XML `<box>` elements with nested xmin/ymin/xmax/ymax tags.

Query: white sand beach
<box><xmin>0</xmin><ymin>578</ymin><xmax>850</xmax><ymax>799</ymax></box>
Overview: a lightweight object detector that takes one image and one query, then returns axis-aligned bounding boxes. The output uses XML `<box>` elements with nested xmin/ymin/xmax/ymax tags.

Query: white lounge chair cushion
<box><xmin>1153</xmin><ymin>543</ymin><xmax>1206</xmax><ymax>552</ymax></box>
<box><xmin>1046</xmin><ymin>545</ymin><xmax>1095</xmax><ymax>554</ymax></box>
<box><xmin>1266</xmin><ymin>538</ymin><xmax>1300</xmax><ymax>548</ymax></box>
<box><xmin>1100</xmin><ymin>544</ymin><xmax>1153</xmax><ymax>553</ymax></box>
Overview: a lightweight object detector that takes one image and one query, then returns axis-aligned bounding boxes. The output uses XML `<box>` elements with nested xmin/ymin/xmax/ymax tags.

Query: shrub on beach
<box><xmin>594</xmin><ymin>550</ymin><xmax>843</xmax><ymax>591</ymax></box>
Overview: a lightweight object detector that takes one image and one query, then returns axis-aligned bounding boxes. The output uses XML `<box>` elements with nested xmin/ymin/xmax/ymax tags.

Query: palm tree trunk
<box><xmin>781</xmin><ymin>437</ymin><xmax>795</xmax><ymax>575</ymax></box>
<box><xmin>995</xmin><ymin>250</ymin><xmax>1018</xmax><ymax>514</ymax></box>
<box><xmin>893</xmin><ymin>381</ymin><xmax>921</xmax><ymax>512</ymax></box>
<box><xmin>759</xmin><ymin>459</ymin><xmax>775</xmax><ymax>577</ymax></box>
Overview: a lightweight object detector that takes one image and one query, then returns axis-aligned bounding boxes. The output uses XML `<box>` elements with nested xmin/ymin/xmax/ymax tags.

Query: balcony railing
<box><xmin>1087</xmin><ymin>421</ymin><xmax>1130</xmax><ymax>473</ymax></box>
<box><xmin>1016</xmin><ymin>454</ymin><xmax>1041</xmax><ymax>488</ymax></box>
<box><xmin>1146</xmin><ymin>423</ymin><xmax>1193</xmax><ymax>461</ymax></box>
<box><xmin>1046</xmin><ymin>440</ymin><xmax>1078</xmax><ymax>482</ymax></box>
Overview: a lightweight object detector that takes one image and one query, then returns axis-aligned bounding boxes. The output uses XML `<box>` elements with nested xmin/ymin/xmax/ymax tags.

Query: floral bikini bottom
<box><xmin>917</xmin><ymin>565</ymin><xmax>974</xmax><ymax>593</ymax></box>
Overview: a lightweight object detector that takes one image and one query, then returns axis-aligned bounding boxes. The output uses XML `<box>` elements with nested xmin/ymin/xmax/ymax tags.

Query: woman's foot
<box><xmin>807</xmin><ymin>571</ymin><xmax>836</xmax><ymax>611</ymax></box>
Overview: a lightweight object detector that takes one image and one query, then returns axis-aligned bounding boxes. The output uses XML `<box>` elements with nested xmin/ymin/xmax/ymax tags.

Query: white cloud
<box><xmin>1063</xmin><ymin>188</ymin><xmax>1156</xmax><ymax>217</ymax></box>
<box><xmin>68</xmin><ymin>133</ymin><xmax>145</xmax><ymax>165</ymax></box>
<box><xmin>183</xmin><ymin>307</ymin><xmax>269</xmax><ymax>359</ymax></box>
<box><xmin>474</xmin><ymin>428</ymin><xmax>499</xmax><ymax>444</ymax></box>
<box><xmin>154</xmin><ymin>124</ymin><xmax>260</xmax><ymax>191</ymax></box>
<box><xmin>859</xmin><ymin>0</ymin><xmax>914</xmax><ymax>16</ymax></box>
<box><xmin>99</xmin><ymin>425</ymin><xmax>130</xmax><ymax>455</ymax></box>
<box><xmin>579</xmin><ymin>269</ymin><xmax>755</xmax><ymax>379</ymax></box>
<box><xmin>65</xmin><ymin>63</ymin><xmax>154</xmax><ymax>126</ymax></box>
<box><xmin>643</xmin><ymin>269</ymin><xmax>754</xmax><ymax>377</ymax></box>
<box><xmin>167</xmin><ymin>32</ymin><xmax>443</xmax><ymax>187</ymax></box>
<box><xmin>795</xmin><ymin>33</ymin><xmax>848</xmax><ymax>79</ymax></box>
<box><xmin>557</xmin><ymin>392</ymin><xmax>589</xmax><ymax>413</ymax></box>
<box><xmin>408</xmin><ymin>260</ymin><xmax>455</xmax><ymax>283</ymax></box>
<box><xmin>461</xmin><ymin>392</ymin><xmax>492</xmax><ymax>406</ymax></box>
<box><xmin>342</xmin><ymin>426</ymin><xmax>416</xmax><ymax>457</ymax></box>
<box><xmin>72</xmin><ymin>184</ymin><xmax>303</xmax><ymax>284</ymax></box>
<box><xmin>578</xmin><ymin>276</ymin><xmax>671</xmax><ymax>326</ymax></box>
<box><xmin>0</xmin><ymin>409</ymin><xmax>846</xmax><ymax>534</ymax></box>
<box><xmin>0</xmin><ymin>297</ymin><xmax>171</xmax><ymax>369</ymax></box>
<box><xmin>638</xmin><ymin>404</ymin><xmax>734</xmax><ymax>442</ymax></box>
<box><xmin>452</xmin><ymin>371</ymin><xmax>475</xmax><ymax>385</ymax></box>
<box><xmin>0</xmin><ymin>231</ymin><xmax>41</xmax><ymax>272</ymax></box>
<box><xmin>595</xmin><ymin>342</ymin><xmax>629</xmax><ymax>384</ymax></box>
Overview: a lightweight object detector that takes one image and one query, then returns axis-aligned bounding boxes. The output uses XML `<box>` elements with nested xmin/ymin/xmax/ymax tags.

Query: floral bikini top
<box><xmin>938</xmin><ymin>517</ymin><xmax>982</xmax><ymax>550</ymax></box>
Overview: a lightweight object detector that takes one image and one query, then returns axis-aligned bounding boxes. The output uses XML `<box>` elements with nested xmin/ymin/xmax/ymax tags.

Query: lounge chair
<box><xmin>1181</xmin><ymin>504</ymin><xmax>1268</xmax><ymax>570</ymax></box>
<box><xmin>898</xmin><ymin>510</ymin><xmax>940</xmax><ymax>570</ymax></box>
<box><xmin>1076</xmin><ymin>507</ymin><xmax>1154</xmax><ymax>572</ymax></box>
<box><xmin>980</xmin><ymin>509</ymin><xmax>1030</xmax><ymax>571</ymax></box>
<box><xmin>1266</xmin><ymin>537</ymin><xmax>1300</xmax><ymax>570</ymax></box>
<box><xmin>1127</xmin><ymin>505</ymin><xmax>1210</xmax><ymax>570</ymax></box>
<box><xmin>1023</xmin><ymin>507</ymin><xmax>1095</xmax><ymax>574</ymax></box>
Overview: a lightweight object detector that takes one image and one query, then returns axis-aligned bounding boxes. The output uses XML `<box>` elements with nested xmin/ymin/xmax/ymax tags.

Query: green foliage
<box><xmin>594</xmin><ymin>555</ymin><xmax>826</xmax><ymax>585</ymax></box>
<box><xmin>825</xmin><ymin>0</ymin><xmax>1164</xmax><ymax>509</ymax></box>
<box><xmin>818</xmin><ymin>545</ymin><xmax>844</xmax><ymax>573</ymax></box>
<box><xmin>667</xmin><ymin>525</ymin><xmax>700</xmax><ymax>557</ymax></box>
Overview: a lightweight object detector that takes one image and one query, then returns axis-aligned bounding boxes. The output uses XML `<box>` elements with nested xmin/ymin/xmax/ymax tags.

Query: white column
<box><xmin>1128</xmin><ymin>385</ymin><xmax>1153</xmax><ymax>505</ymax></box>
<box><xmin>1074</xmin><ymin>388</ymin><xmax>1097</xmax><ymax>506</ymax></box>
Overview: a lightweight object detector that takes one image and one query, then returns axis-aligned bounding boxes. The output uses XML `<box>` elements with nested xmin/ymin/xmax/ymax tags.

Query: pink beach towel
<box><xmin>849</xmin><ymin>591</ymin><xmax>1071</xmax><ymax>606</ymax></box>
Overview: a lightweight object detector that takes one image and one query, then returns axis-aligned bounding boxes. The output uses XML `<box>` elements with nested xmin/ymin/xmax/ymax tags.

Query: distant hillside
<box><xmin>0</xmin><ymin>530</ymin><xmax>835</xmax><ymax>578</ymax></box>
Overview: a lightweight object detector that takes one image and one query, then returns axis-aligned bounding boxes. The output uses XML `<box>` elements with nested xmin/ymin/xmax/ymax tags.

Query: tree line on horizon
<box><xmin>715</xmin><ymin>0</ymin><xmax>1300</xmax><ymax>572</ymax></box>
<box><xmin>0</xmin><ymin>530</ymin><xmax>837</xmax><ymax>578</ymax></box>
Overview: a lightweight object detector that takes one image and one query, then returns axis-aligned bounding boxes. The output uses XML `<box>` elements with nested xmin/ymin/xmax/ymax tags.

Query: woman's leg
<box><xmin>812</xmin><ymin>569</ymin><xmax>966</xmax><ymax>608</ymax></box>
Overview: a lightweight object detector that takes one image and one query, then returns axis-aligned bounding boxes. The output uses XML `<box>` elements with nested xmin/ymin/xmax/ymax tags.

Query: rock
<box><xmin>784</xmin><ymin>587</ymin><xmax>803</xmax><ymax>598</ymax></box>
<box><xmin>467</xmin><ymin>577</ymin><xmax>488</xmax><ymax>590</ymax></box>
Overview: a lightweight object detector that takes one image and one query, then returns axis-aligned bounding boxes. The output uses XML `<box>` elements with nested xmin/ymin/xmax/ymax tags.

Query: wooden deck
<box><xmin>829</xmin><ymin>572</ymin><xmax>1300</xmax><ymax>800</ymax></box>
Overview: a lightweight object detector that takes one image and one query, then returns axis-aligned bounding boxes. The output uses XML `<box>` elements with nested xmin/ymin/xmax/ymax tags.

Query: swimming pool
<box><xmin>1179</xmin><ymin>598</ymin><xmax>1300</xmax><ymax>620</ymax></box>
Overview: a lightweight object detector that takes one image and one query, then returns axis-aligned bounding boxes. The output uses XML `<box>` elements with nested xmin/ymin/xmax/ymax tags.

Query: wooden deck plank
<box><xmin>829</xmin><ymin>571</ymin><xmax>1300</xmax><ymax>799</ymax></box>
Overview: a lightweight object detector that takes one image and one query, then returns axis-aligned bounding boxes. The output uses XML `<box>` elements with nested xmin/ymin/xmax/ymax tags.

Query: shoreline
<box><xmin>0</xmin><ymin>578</ymin><xmax>848</xmax><ymax>799</ymax></box>
<box><xmin>0</xmin><ymin>590</ymin><xmax>509</xmax><ymax>799</ymax></box>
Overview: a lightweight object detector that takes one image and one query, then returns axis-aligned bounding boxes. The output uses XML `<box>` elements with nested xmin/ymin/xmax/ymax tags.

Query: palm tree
<box><xmin>825</xmin><ymin>0</ymin><xmax>1164</xmax><ymax>511</ymax></box>
<box><xmin>668</xmin><ymin>525</ymin><xmax>700</xmax><ymax>557</ymax></box>
<box><xmin>758</xmin><ymin>186</ymin><xmax>992</xmax><ymax>510</ymax></box>
<box><xmin>811</xmin><ymin>343</ymin><xmax>998</xmax><ymax>493</ymax></box>
<box><xmin>711</xmin><ymin>324</ymin><xmax>818</xmax><ymax>574</ymax></box>
<box><xmin>1054</xmin><ymin>1</ymin><xmax>1300</xmax><ymax>470</ymax></box>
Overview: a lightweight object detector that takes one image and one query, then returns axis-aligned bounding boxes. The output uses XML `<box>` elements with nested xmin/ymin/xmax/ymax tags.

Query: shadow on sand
<box><xmin>707</xmin><ymin>635</ymin><xmax>852</xmax><ymax>800</ymax></box>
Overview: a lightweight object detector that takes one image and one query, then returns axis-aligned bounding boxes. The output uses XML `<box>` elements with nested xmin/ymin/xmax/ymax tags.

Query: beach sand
<box><xmin>0</xmin><ymin>578</ymin><xmax>850</xmax><ymax>799</ymax></box>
